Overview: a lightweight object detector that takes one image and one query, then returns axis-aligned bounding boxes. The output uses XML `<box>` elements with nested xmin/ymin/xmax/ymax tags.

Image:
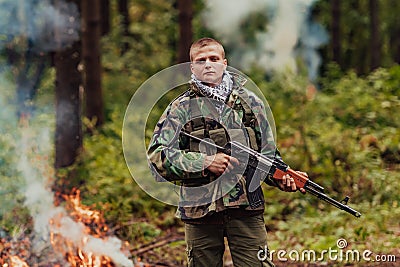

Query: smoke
<box><xmin>202</xmin><ymin>0</ymin><xmax>268</xmax><ymax>43</ymax></box>
<box><xmin>0</xmin><ymin>1</ymin><xmax>134</xmax><ymax>266</ymax></box>
<box><xmin>16</xmin><ymin>126</ymin><xmax>133</xmax><ymax>266</ymax></box>
<box><xmin>0</xmin><ymin>0</ymin><xmax>80</xmax><ymax>52</ymax></box>
<box><xmin>0</xmin><ymin>0</ymin><xmax>80</xmax><ymax>117</ymax></box>
<box><xmin>202</xmin><ymin>0</ymin><xmax>328</xmax><ymax>81</ymax></box>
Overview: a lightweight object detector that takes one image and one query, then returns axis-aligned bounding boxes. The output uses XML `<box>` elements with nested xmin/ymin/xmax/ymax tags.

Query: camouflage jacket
<box><xmin>147</xmin><ymin>72</ymin><xmax>279</xmax><ymax>220</ymax></box>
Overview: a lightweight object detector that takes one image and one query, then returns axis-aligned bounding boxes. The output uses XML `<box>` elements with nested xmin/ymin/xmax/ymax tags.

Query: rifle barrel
<box><xmin>305</xmin><ymin>185</ymin><xmax>362</xmax><ymax>217</ymax></box>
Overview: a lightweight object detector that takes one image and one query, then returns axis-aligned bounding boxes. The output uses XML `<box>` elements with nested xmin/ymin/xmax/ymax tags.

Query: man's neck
<box><xmin>204</xmin><ymin>82</ymin><xmax>219</xmax><ymax>88</ymax></box>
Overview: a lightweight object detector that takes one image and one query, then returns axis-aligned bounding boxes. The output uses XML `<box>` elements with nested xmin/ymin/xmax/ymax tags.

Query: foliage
<box><xmin>76</xmin><ymin>109</ymin><xmax>178</xmax><ymax>242</ymax></box>
<box><xmin>260</xmin><ymin>66</ymin><xmax>400</xmax><ymax>202</ymax></box>
<box><xmin>314</xmin><ymin>0</ymin><xmax>400</xmax><ymax>74</ymax></box>
<box><xmin>0</xmin><ymin>72</ymin><xmax>55</xmax><ymax>234</ymax></box>
<box><xmin>102</xmin><ymin>0</ymin><xmax>177</xmax><ymax>78</ymax></box>
<box><xmin>256</xmin><ymin>65</ymin><xmax>400</xmax><ymax>262</ymax></box>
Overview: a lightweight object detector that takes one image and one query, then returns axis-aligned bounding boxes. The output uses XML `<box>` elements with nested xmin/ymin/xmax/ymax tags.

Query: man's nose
<box><xmin>204</xmin><ymin>59</ymin><xmax>212</xmax><ymax>67</ymax></box>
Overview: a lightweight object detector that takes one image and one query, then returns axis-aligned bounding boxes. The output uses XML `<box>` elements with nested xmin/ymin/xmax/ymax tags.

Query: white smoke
<box><xmin>0</xmin><ymin>0</ymin><xmax>80</xmax><ymax>52</ymax></box>
<box><xmin>17</xmin><ymin>125</ymin><xmax>134</xmax><ymax>267</ymax></box>
<box><xmin>202</xmin><ymin>0</ymin><xmax>268</xmax><ymax>43</ymax></box>
<box><xmin>202</xmin><ymin>0</ymin><xmax>328</xmax><ymax>81</ymax></box>
<box><xmin>51</xmin><ymin>214</ymin><xmax>134</xmax><ymax>267</ymax></box>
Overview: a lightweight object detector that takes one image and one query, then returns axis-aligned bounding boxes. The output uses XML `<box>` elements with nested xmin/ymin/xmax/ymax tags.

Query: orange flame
<box><xmin>64</xmin><ymin>248</ymin><xmax>115</xmax><ymax>267</ymax></box>
<box><xmin>63</xmin><ymin>189</ymin><xmax>108</xmax><ymax>237</ymax></box>
<box><xmin>8</xmin><ymin>256</ymin><xmax>29</xmax><ymax>267</ymax></box>
<box><xmin>50</xmin><ymin>188</ymin><xmax>126</xmax><ymax>266</ymax></box>
<box><xmin>3</xmin><ymin>116</ymin><xmax>133</xmax><ymax>267</ymax></box>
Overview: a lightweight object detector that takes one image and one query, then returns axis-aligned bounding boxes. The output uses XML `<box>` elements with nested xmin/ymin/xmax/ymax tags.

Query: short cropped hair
<box><xmin>189</xmin><ymin>37</ymin><xmax>225</xmax><ymax>62</ymax></box>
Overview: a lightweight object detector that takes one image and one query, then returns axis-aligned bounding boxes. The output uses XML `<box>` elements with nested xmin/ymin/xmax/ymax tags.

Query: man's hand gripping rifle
<box><xmin>181</xmin><ymin>131</ymin><xmax>361</xmax><ymax>218</ymax></box>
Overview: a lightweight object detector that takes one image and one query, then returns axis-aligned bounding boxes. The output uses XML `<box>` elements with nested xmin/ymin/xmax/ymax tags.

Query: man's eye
<box><xmin>195</xmin><ymin>60</ymin><xmax>206</xmax><ymax>65</ymax></box>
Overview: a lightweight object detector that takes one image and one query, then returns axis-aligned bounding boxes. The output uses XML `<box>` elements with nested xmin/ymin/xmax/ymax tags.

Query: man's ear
<box><xmin>190</xmin><ymin>62</ymin><xmax>194</xmax><ymax>73</ymax></box>
<box><xmin>223</xmin><ymin>59</ymin><xmax>228</xmax><ymax>70</ymax></box>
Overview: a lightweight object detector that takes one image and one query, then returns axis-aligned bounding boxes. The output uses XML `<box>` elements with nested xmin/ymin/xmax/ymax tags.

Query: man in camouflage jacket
<box><xmin>147</xmin><ymin>38</ymin><xmax>302</xmax><ymax>267</ymax></box>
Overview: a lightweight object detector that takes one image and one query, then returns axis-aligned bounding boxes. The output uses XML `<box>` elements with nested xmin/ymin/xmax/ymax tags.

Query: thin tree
<box><xmin>369</xmin><ymin>0</ymin><xmax>381</xmax><ymax>70</ymax></box>
<box><xmin>100</xmin><ymin>0</ymin><xmax>110</xmax><ymax>36</ymax></box>
<box><xmin>54</xmin><ymin>43</ymin><xmax>82</xmax><ymax>169</ymax></box>
<box><xmin>118</xmin><ymin>0</ymin><xmax>130</xmax><ymax>54</ymax></box>
<box><xmin>177</xmin><ymin>0</ymin><xmax>193</xmax><ymax>63</ymax></box>
<box><xmin>54</xmin><ymin>0</ymin><xmax>82</xmax><ymax>169</ymax></box>
<box><xmin>347</xmin><ymin>0</ymin><xmax>368</xmax><ymax>74</ymax></box>
<box><xmin>382</xmin><ymin>0</ymin><xmax>399</xmax><ymax>64</ymax></box>
<box><xmin>331</xmin><ymin>0</ymin><xmax>341</xmax><ymax>66</ymax></box>
<box><xmin>82</xmin><ymin>0</ymin><xmax>104</xmax><ymax>128</ymax></box>
<box><xmin>390</xmin><ymin>23</ymin><xmax>400</xmax><ymax>64</ymax></box>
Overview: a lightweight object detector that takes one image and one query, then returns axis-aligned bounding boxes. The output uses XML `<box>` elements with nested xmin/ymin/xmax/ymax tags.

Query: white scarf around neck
<box><xmin>191</xmin><ymin>71</ymin><xmax>233</xmax><ymax>103</ymax></box>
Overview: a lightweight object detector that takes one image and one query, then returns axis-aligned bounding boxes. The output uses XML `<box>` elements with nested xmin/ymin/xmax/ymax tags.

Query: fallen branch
<box><xmin>131</xmin><ymin>234</ymin><xmax>184</xmax><ymax>255</ymax></box>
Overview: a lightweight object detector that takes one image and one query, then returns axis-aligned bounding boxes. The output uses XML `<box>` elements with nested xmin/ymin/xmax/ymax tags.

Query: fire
<box><xmin>49</xmin><ymin>188</ymin><xmax>128</xmax><ymax>266</ymax></box>
<box><xmin>0</xmin><ymin>234</ymin><xmax>31</xmax><ymax>267</ymax></box>
<box><xmin>1</xmin><ymin>255</ymin><xmax>29</xmax><ymax>267</ymax></box>
<box><xmin>1</xmin><ymin>111</ymin><xmax>134</xmax><ymax>267</ymax></box>
<box><xmin>65</xmin><ymin>248</ymin><xmax>115</xmax><ymax>267</ymax></box>
<box><xmin>64</xmin><ymin>189</ymin><xmax>109</xmax><ymax>236</ymax></box>
<box><xmin>9</xmin><ymin>256</ymin><xmax>29</xmax><ymax>267</ymax></box>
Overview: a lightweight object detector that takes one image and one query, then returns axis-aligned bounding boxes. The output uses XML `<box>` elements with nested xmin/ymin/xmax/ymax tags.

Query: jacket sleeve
<box><xmin>147</xmin><ymin>98</ymin><xmax>206</xmax><ymax>182</ymax></box>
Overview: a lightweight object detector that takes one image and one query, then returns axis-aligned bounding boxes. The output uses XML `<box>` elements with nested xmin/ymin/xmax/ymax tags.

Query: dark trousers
<box><xmin>184</xmin><ymin>213</ymin><xmax>275</xmax><ymax>267</ymax></box>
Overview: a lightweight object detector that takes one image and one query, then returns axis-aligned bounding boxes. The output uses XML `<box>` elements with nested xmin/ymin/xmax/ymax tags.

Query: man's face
<box><xmin>190</xmin><ymin>44</ymin><xmax>227</xmax><ymax>87</ymax></box>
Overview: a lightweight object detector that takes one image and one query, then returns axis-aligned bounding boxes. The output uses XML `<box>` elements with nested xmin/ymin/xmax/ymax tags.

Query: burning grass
<box><xmin>0</xmin><ymin>117</ymin><xmax>134</xmax><ymax>267</ymax></box>
<box><xmin>1</xmin><ymin>187</ymin><xmax>133</xmax><ymax>267</ymax></box>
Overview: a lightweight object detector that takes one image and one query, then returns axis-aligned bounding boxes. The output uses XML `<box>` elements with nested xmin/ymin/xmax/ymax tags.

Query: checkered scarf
<box><xmin>191</xmin><ymin>71</ymin><xmax>233</xmax><ymax>103</ymax></box>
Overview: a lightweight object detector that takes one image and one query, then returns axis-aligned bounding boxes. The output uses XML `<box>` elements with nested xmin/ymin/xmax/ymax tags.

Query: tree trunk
<box><xmin>369</xmin><ymin>0</ymin><xmax>381</xmax><ymax>70</ymax></box>
<box><xmin>391</xmin><ymin>27</ymin><xmax>400</xmax><ymax>64</ymax></box>
<box><xmin>54</xmin><ymin>41</ymin><xmax>82</xmax><ymax>169</ymax></box>
<box><xmin>347</xmin><ymin>0</ymin><xmax>367</xmax><ymax>75</ymax></box>
<box><xmin>387</xmin><ymin>0</ymin><xmax>400</xmax><ymax>64</ymax></box>
<box><xmin>177</xmin><ymin>0</ymin><xmax>193</xmax><ymax>63</ymax></box>
<box><xmin>118</xmin><ymin>0</ymin><xmax>130</xmax><ymax>54</ymax></box>
<box><xmin>331</xmin><ymin>0</ymin><xmax>341</xmax><ymax>66</ymax></box>
<box><xmin>100</xmin><ymin>0</ymin><xmax>110</xmax><ymax>36</ymax></box>
<box><xmin>82</xmin><ymin>0</ymin><xmax>104</xmax><ymax>129</ymax></box>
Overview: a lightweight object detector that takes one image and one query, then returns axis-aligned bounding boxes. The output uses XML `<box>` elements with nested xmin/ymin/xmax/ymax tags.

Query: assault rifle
<box><xmin>181</xmin><ymin>131</ymin><xmax>361</xmax><ymax>218</ymax></box>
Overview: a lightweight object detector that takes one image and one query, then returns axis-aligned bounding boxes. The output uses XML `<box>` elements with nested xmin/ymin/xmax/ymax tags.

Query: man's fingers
<box><xmin>285</xmin><ymin>174</ymin><xmax>292</xmax><ymax>187</ymax></box>
<box><xmin>206</xmin><ymin>153</ymin><xmax>240</xmax><ymax>175</ymax></box>
<box><xmin>282</xmin><ymin>174</ymin><xmax>287</xmax><ymax>185</ymax></box>
<box><xmin>224</xmin><ymin>156</ymin><xmax>239</xmax><ymax>173</ymax></box>
<box><xmin>226</xmin><ymin>162</ymin><xmax>234</xmax><ymax>172</ymax></box>
<box><xmin>229</xmin><ymin>156</ymin><xmax>240</xmax><ymax>166</ymax></box>
<box><xmin>223</xmin><ymin>158</ymin><xmax>229</xmax><ymax>167</ymax></box>
<box><xmin>291</xmin><ymin>178</ymin><xmax>296</xmax><ymax>191</ymax></box>
<box><xmin>281</xmin><ymin>174</ymin><xmax>298</xmax><ymax>192</ymax></box>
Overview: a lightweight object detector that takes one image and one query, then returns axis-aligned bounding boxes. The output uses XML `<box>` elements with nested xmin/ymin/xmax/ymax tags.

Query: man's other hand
<box><xmin>279</xmin><ymin>171</ymin><xmax>307</xmax><ymax>193</ymax></box>
<box><xmin>204</xmin><ymin>153</ymin><xmax>239</xmax><ymax>176</ymax></box>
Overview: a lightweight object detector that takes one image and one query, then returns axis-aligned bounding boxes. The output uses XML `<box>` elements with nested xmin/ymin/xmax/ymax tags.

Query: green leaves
<box><xmin>254</xmin><ymin>66</ymin><xmax>400</xmax><ymax>258</ymax></box>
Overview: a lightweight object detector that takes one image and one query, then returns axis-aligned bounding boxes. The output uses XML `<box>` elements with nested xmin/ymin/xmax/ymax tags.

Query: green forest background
<box><xmin>0</xmin><ymin>0</ymin><xmax>399</xmax><ymax>266</ymax></box>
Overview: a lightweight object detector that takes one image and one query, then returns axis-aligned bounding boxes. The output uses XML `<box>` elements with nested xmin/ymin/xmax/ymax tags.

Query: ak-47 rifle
<box><xmin>181</xmin><ymin>131</ymin><xmax>361</xmax><ymax>218</ymax></box>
